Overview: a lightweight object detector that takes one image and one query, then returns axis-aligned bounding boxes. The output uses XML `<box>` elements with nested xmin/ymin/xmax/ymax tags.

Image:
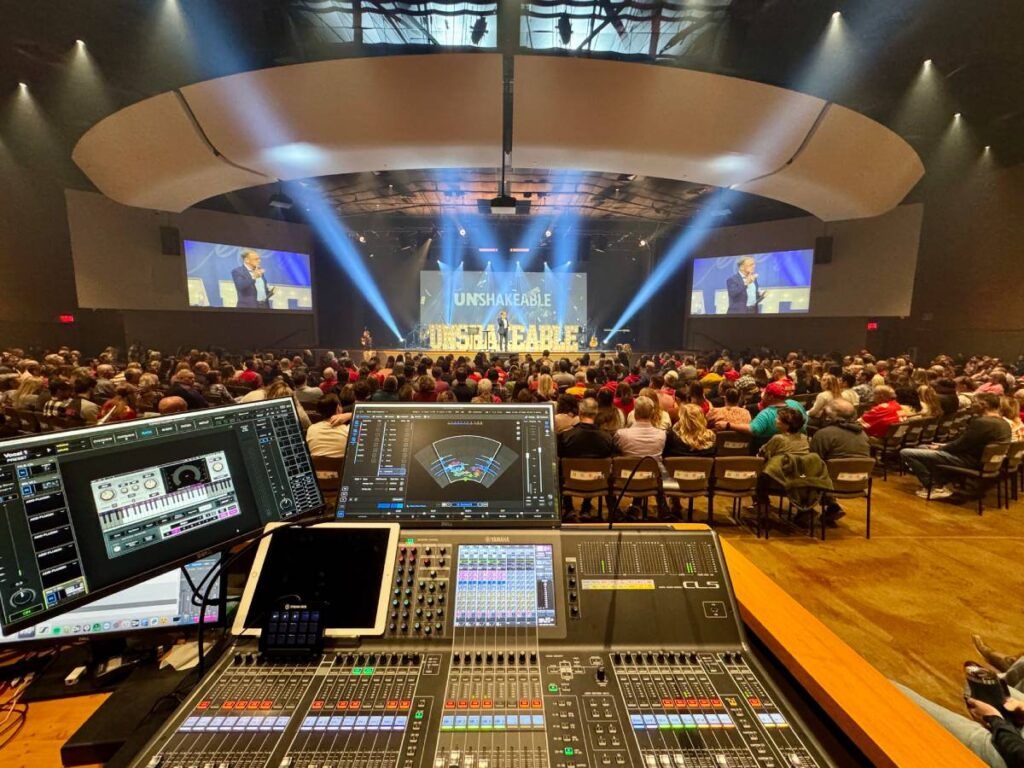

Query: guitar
<box><xmin>589</xmin><ymin>334</ymin><xmax>598</xmax><ymax>349</ymax></box>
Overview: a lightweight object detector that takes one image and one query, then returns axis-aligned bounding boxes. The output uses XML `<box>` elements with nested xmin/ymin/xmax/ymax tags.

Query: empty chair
<box><xmin>610</xmin><ymin>456</ymin><xmax>664</xmax><ymax>521</ymax></box>
<box><xmin>869</xmin><ymin>422</ymin><xmax>909</xmax><ymax>480</ymax></box>
<box><xmin>823</xmin><ymin>458</ymin><xmax>876</xmax><ymax>540</ymax></box>
<box><xmin>933</xmin><ymin>413</ymin><xmax>957</xmax><ymax>443</ymax></box>
<box><xmin>715</xmin><ymin>431</ymin><xmax>752</xmax><ymax>457</ymax></box>
<box><xmin>933</xmin><ymin>442</ymin><xmax>1011</xmax><ymax>515</ymax></box>
<box><xmin>662</xmin><ymin>457</ymin><xmax>713</xmax><ymax>523</ymax></box>
<box><xmin>560</xmin><ymin>458</ymin><xmax>612</xmax><ymax>522</ymax></box>
<box><xmin>710</xmin><ymin>456</ymin><xmax>764</xmax><ymax>530</ymax></box>
<box><xmin>1000</xmin><ymin>441</ymin><xmax>1024</xmax><ymax>506</ymax></box>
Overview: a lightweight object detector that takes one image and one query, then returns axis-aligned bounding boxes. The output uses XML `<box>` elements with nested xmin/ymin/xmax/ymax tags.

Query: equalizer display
<box><xmin>454</xmin><ymin>544</ymin><xmax>556</xmax><ymax>628</ymax></box>
<box><xmin>336</xmin><ymin>403</ymin><xmax>559</xmax><ymax>525</ymax></box>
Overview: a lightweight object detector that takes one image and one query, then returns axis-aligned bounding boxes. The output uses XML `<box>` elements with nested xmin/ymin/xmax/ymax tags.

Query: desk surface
<box><xmin>4</xmin><ymin>526</ymin><xmax>981</xmax><ymax>768</ymax></box>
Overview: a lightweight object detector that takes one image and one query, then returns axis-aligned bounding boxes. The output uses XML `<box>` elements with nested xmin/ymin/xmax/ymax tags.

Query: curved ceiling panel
<box><xmin>735</xmin><ymin>103</ymin><xmax>925</xmax><ymax>220</ymax></box>
<box><xmin>71</xmin><ymin>92</ymin><xmax>271</xmax><ymax>212</ymax></box>
<box><xmin>511</xmin><ymin>56</ymin><xmax>826</xmax><ymax>193</ymax></box>
<box><xmin>72</xmin><ymin>53</ymin><xmax>922</xmax><ymax>220</ymax></box>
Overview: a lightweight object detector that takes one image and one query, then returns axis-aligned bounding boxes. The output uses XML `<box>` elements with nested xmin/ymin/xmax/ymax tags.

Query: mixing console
<box><xmin>126</xmin><ymin>529</ymin><xmax>841</xmax><ymax>768</ymax></box>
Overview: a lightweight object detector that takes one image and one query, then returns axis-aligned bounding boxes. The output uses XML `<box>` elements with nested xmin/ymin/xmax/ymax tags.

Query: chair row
<box><xmin>559</xmin><ymin>455</ymin><xmax>876</xmax><ymax>540</ymax></box>
<box><xmin>2</xmin><ymin>406</ymin><xmax>85</xmax><ymax>435</ymax></box>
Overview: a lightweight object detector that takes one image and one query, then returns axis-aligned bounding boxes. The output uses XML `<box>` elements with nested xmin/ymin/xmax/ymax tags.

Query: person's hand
<box><xmin>966</xmin><ymin>697</ymin><xmax>1001</xmax><ymax>726</ymax></box>
<box><xmin>252</xmin><ymin>267</ymin><xmax>264</xmax><ymax>278</ymax></box>
<box><xmin>329</xmin><ymin>412</ymin><xmax>352</xmax><ymax>427</ymax></box>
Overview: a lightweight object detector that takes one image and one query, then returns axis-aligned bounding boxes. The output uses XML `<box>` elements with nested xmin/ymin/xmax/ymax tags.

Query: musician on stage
<box><xmin>496</xmin><ymin>310</ymin><xmax>509</xmax><ymax>352</ymax></box>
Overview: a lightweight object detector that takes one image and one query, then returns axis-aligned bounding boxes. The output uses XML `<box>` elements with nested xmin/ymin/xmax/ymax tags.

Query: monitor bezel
<box><xmin>0</xmin><ymin>553</ymin><xmax>226</xmax><ymax>646</ymax></box>
<box><xmin>0</xmin><ymin>397</ymin><xmax>324</xmax><ymax>635</ymax></box>
<box><xmin>334</xmin><ymin>402</ymin><xmax>561</xmax><ymax>529</ymax></box>
<box><xmin>231</xmin><ymin>521</ymin><xmax>400</xmax><ymax>639</ymax></box>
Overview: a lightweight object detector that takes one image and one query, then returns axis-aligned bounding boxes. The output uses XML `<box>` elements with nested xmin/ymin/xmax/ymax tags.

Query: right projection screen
<box><xmin>689</xmin><ymin>250</ymin><xmax>815</xmax><ymax>316</ymax></box>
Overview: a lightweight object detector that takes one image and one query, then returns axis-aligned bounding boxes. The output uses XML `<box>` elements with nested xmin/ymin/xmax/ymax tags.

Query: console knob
<box><xmin>438</xmin><ymin>595</ymin><xmax>445</xmax><ymax>604</ymax></box>
<box><xmin>424</xmin><ymin>625</ymin><xmax>432</xmax><ymax>635</ymax></box>
<box><xmin>412</xmin><ymin>653</ymin><xmax>421</xmax><ymax>665</ymax></box>
<box><xmin>400</xmin><ymin>623</ymin><xmax>408</xmax><ymax>632</ymax></box>
<box><xmin>389</xmin><ymin>622</ymin><xmax>396</xmax><ymax>631</ymax></box>
<box><xmin>425</xmin><ymin>547</ymin><xmax>432</xmax><ymax>555</ymax></box>
<box><xmin>570</xmin><ymin>606</ymin><xmax>579</xmax><ymax>617</ymax></box>
<box><xmin>356</xmin><ymin>654</ymin><xmax>365</xmax><ymax>665</ymax></box>
<box><xmin>475</xmin><ymin>652</ymin><xmax>483</xmax><ymax>664</ymax></box>
<box><xmin>435</xmin><ymin>622</ymin><xmax>443</xmax><ymax>632</ymax></box>
<box><xmin>568</xmin><ymin>578</ymin><xmax>577</xmax><ymax>588</ymax></box>
<box><xmin>440</xmin><ymin>547</ymin><xmax>447</xmax><ymax>555</ymax></box>
<box><xmin>486</xmin><ymin>652</ymin><xmax>493</xmax><ymax>664</ymax></box>
<box><xmin>415</xmin><ymin>608</ymin><xmax>423</xmax><ymax>617</ymax></box>
<box><xmin>463</xmin><ymin>652</ymin><xmax>471</xmax><ymax>664</ymax></box>
<box><xmin>233</xmin><ymin>653</ymin><xmax>243</xmax><ymax>665</ymax></box>
<box><xmin>497</xmin><ymin>652</ymin><xmax>505</xmax><ymax>664</ymax></box>
<box><xmin>529</xmin><ymin>651</ymin><xmax>537</xmax><ymax>664</ymax></box>
<box><xmin>657</xmin><ymin>653</ymin><xmax>666</xmax><ymax>664</ymax></box>
<box><xmin>569</xmin><ymin>591</ymin><xmax>577</xmax><ymax>602</ymax></box>
<box><xmin>612</xmin><ymin>652</ymin><xmax>622</xmax><ymax>664</ymax></box>
<box><xmin>414</xmin><ymin>622</ymin><xmax>421</xmax><ymax>632</ymax></box>
<box><xmin>567</xmin><ymin>564</ymin><xmax>576</xmax><ymax>574</ymax></box>
<box><xmin>596</xmin><ymin>665</ymin><xmax>607</xmax><ymax>682</ymax></box>
<box><xmin>417</xmin><ymin>594</ymin><xmax>425</xmax><ymax>603</ymax></box>
<box><xmin>439</xmin><ymin>582</ymin><xmax>447</xmax><ymax>591</ymax></box>
<box><xmin>428</xmin><ymin>583</ymin><xmax>436</xmax><ymax>593</ymax></box>
<box><xmin>439</xmin><ymin>558</ymin><xmax>446</xmax><ymax>567</ymax></box>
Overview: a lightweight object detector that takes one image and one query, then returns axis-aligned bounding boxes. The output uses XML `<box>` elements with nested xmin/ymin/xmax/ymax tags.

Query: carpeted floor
<box><xmin>701</xmin><ymin>469</ymin><xmax>1024</xmax><ymax>714</ymax></box>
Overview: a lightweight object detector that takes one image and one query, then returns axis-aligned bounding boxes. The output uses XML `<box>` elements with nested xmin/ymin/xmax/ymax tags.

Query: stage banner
<box><xmin>419</xmin><ymin>270</ymin><xmax>587</xmax><ymax>351</ymax></box>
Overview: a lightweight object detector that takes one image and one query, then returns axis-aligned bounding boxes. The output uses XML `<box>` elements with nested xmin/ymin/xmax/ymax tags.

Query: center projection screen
<box><xmin>690</xmin><ymin>249</ymin><xmax>814</xmax><ymax>316</ymax></box>
<box><xmin>420</xmin><ymin>270</ymin><xmax>587</xmax><ymax>351</ymax></box>
<box><xmin>185</xmin><ymin>240</ymin><xmax>313</xmax><ymax>312</ymax></box>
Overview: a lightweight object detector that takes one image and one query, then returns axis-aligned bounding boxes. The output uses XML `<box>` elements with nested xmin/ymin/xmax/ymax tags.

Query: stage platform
<box><xmin>364</xmin><ymin>347</ymin><xmax>626</xmax><ymax>360</ymax></box>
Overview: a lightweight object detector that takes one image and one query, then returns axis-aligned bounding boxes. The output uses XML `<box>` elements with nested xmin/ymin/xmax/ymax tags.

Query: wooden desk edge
<box><xmin>718</xmin><ymin>539</ymin><xmax>984</xmax><ymax>768</ymax></box>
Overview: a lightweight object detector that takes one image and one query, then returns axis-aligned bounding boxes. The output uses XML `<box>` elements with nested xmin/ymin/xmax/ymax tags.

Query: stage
<box><xmin>365</xmin><ymin>347</ymin><xmax>626</xmax><ymax>361</ymax></box>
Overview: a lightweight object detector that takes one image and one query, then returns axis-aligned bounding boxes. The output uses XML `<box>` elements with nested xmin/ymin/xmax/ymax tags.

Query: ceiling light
<box><xmin>639</xmin><ymin>238</ymin><xmax>648</xmax><ymax>247</ymax></box>
<box><xmin>832</xmin><ymin>10</ymin><xmax>841</xmax><ymax>18</ymax></box>
<box><xmin>544</xmin><ymin>228</ymin><xmax>553</xmax><ymax>238</ymax></box>
<box><xmin>471</xmin><ymin>16</ymin><xmax>488</xmax><ymax>45</ymax></box>
<box><xmin>75</xmin><ymin>38</ymin><xmax>85</xmax><ymax>47</ymax></box>
<box><xmin>923</xmin><ymin>58</ymin><xmax>932</xmax><ymax>66</ymax></box>
<box><xmin>357</xmin><ymin>233</ymin><xmax>367</xmax><ymax>243</ymax></box>
<box><xmin>954</xmin><ymin>112</ymin><xmax>962</xmax><ymax>119</ymax></box>
<box><xmin>984</xmin><ymin>145</ymin><xmax>991</xmax><ymax>152</ymax></box>
<box><xmin>458</xmin><ymin>226</ymin><xmax>466</xmax><ymax>237</ymax></box>
<box><xmin>17</xmin><ymin>81</ymin><xmax>27</xmax><ymax>90</ymax></box>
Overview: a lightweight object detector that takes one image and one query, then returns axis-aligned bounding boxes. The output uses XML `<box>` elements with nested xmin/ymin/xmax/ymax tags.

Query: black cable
<box><xmin>608</xmin><ymin>455</ymin><xmax>660</xmax><ymax>531</ymax></box>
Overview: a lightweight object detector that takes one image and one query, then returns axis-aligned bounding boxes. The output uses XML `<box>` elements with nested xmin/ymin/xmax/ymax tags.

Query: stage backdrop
<box><xmin>419</xmin><ymin>270</ymin><xmax>587</xmax><ymax>351</ymax></box>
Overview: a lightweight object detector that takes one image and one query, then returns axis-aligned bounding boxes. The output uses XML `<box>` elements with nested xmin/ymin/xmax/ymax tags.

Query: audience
<box><xmin>860</xmin><ymin>385</ymin><xmax>903</xmax><ymax>438</ymax></box>
<box><xmin>557</xmin><ymin>398</ymin><xmax>615</xmax><ymax>459</ymax></box>
<box><xmin>305</xmin><ymin>394</ymin><xmax>350</xmax><ymax>458</ymax></box>
<box><xmin>758</xmin><ymin>407</ymin><xmax>809</xmax><ymax>460</ymax></box>
<box><xmin>706</xmin><ymin>387</ymin><xmax>751</xmax><ymax>430</ymax></box>
<box><xmin>614</xmin><ymin>396</ymin><xmax>667</xmax><ymax>459</ymax></box>
<box><xmin>665</xmin><ymin>404</ymin><xmax>716</xmax><ymax>457</ymax></box>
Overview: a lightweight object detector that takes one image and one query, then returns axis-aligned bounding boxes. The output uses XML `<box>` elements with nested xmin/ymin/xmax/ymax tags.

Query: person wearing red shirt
<box><xmin>319</xmin><ymin>367</ymin><xmax>338</xmax><ymax>394</ymax></box>
<box><xmin>859</xmin><ymin>385</ymin><xmax>903</xmax><ymax>438</ymax></box>
<box><xmin>238</xmin><ymin>361</ymin><xmax>262</xmax><ymax>388</ymax></box>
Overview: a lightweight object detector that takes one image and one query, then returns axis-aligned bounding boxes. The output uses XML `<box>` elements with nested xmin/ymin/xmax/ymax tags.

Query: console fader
<box><xmin>126</xmin><ymin>529</ymin><xmax>842</xmax><ymax>768</ymax></box>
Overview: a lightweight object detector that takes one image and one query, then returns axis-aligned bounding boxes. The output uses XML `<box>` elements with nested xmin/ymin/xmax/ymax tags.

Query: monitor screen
<box><xmin>0</xmin><ymin>399</ymin><xmax>323</xmax><ymax>634</ymax></box>
<box><xmin>689</xmin><ymin>249</ymin><xmax>814</xmax><ymax>316</ymax></box>
<box><xmin>233</xmin><ymin>523</ymin><xmax>398</xmax><ymax>638</ymax></box>
<box><xmin>335</xmin><ymin>403</ymin><xmax>559</xmax><ymax>526</ymax></box>
<box><xmin>453</xmin><ymin>544</ymin><xmax>556</xmax><ymax>628</ymax></box>
<box><xmin>0</xmin><ymin>555</ymin><xmax>220</xmax><ymax>644</ymax></box>
<box><xmin>185</xmin><ymin>240</ymin><xmax>313</xmax><ymax>312</ymax></box>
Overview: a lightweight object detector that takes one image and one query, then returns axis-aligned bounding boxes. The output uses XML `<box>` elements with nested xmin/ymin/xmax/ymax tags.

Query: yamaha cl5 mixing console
<box><xmin>125</xmin><ymin>528</ymin><xmax>839</xmax><ymax>768</ymax></box>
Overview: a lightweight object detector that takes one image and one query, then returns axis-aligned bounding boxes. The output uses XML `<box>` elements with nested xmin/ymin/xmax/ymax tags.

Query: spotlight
<box><xmin>268</xmin><ymin>191</ymin><xmax>293</xmax><ymax>210</ymax></box>
<box><xmin>458</xmin><ymin>226</ymin><xmax>466</xmax><ymax>237</ymax></box>
<box><xmin>954</xmin><ymin>112</ymin><xmax>962</xmax><ymax>118</ymax></box>
<box><xmin>545</xmin><ymin>228</ymin><xmax>553</xmax><ymax>239</ymax></box>
<box><xmin>923</xmin><ymin>58</ymin><xmax>932</xmax><ymax>66</ymax></box>
<box><xmin>17</xmin><ymin>81</ymin><xmax>27</xmax><ymax>90</ymax></box>
<box><xmin>516</xmin><ymin>260</ymin><xmax>521</xmax><ymax>267</ymax></box>
<box><xmin>358</xmin><ymin>233</ymin><xmax>367</xmax><ymax>243</ymax></box>
<box><xmin>557</xmin><ymin>13</ymin><xmax>572</xmax><ymax>45</ymax></box>
<box><xmin>75</xmin><ymin>38</ymin><xmax>85</xmax><ymax>47</ymax></box>
<box><xmin>832</xmin><ymin>10</ymin><xmax>841</xmax><ymax>18</ymax></box>
<box><xmin>471</xmin><ymin>16</ymin><xmax>488</xmax><ymax>45</ymax></box>
<box><xmin>639</xmin><ymin>238</ymin><xmax>648</xmax><ymax>247</ymax></box>
<box><xmin>984</xmin><ymin>145</ymin><xmax>991</xmax><ymax>152</ymax></box>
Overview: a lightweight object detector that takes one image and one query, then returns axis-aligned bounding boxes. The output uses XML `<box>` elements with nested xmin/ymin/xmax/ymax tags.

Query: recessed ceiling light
<box><xmin>832</xmin><ymin>10</ymin><xmax>841</xmax><ymax>18</ymax></box>
<box><xmin>923</xmin><ymin>58</ymin><xmax>932</xmax><ymax>66</ymax></box>
<box><xmin>17</xmin><ymin>81</ymin><xmax>27</xmax><ymax>90</ymax></box>
<box><xmin>75</xmin><ymin>38</ymin><xmax>85</xmax><ymax>46</ymax></box>
<box><xmin>954</xmin><ymin>112</ymin><xmax>962</xmax><ymax>119</ymax></box>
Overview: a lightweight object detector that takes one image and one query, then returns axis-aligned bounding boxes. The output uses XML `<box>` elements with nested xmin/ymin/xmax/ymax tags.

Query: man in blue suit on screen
<box><xmin>231</xmin><ymin>250</ymin><xmax>274</xmax><ymax>309</ymax></box>
<box><xmin>726</xmin><ymin>256</ymin><xmax>765</xmax><ymax>314</ymax></box>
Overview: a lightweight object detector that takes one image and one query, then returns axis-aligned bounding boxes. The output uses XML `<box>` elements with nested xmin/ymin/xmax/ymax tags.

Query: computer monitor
<box><xmin>335</xmin><ymin>403</ymin><xmax>559</xmax><ymax>526</ymax></box>
<box><xmin>0</xmin><ymin>554</ymin><xmax>221</xmax><ymax>644</ymax></box>
<box><xmin>0</xmin><ymin>398</ymin><xmax>323</xmax><ymax>634</ymax></box>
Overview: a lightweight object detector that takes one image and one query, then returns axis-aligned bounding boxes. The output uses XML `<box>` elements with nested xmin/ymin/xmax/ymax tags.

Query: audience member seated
<box><xmin>859</xmin><ymin>385</ymin><xmax>903</xmax><ymax>438</ymax></box>
<box><xmin>372</xmin><ymin>376</ymin><xmax>400</xmax><ymax>401</ymax></box>
<box><xmin>806</xmin><ymin>374</ymin><xmax>850</xmax><ymax>422</ymax></box>
<box><xmin>167</xmin><ymin>369</ymin><xmax>209</xmax><ymax>410</ymax></box>
<box><xmin>413</xmin><ymin>374</ymin><xmax>438</xmax><ymax>402</ymax></box>
<box><xmin>158</xmin><ymin>395</ymin><xmax>188</xmax><ymax>415</ymax></box>
<box><xmin>934</xmin><ymin>378</ymin><xmax>962</xmax><ymax>415</ymax></box>
<box><xmin>687</xmin><ymin>382</ymin><xmax>710</xmax><ymax>415</ymax></box>
<box><xmin>916</xmin><ymin>384</ymin><xmax>944</xmax><ymax>419</ymax></box>
<box><xmin>627</xmin><ymin>387</ymin><xmax>671</xmax><ymax>429</ymax></box>
<box><xmin>11</xmin><ymin>377</ymin><xmax>45</xmax><ymax>410</ymax></box>
<box><xmin>566</xmin><ymin>371</ymin><xmax>588</xmax><ymax>398</ymax></box>
<box><xmin>294</xmin><ymin>372</ymin><xmax>323</xmax><ymax>404</ymax></box>
<box><xmin>900</xmin><ymin>392</ymin><xmax>1011</xmax><ymax>499</ymax></box>
<box><xmin>594</xmin><ymin>388</ymin><xmax>624</xmax><ymax>433</ymax></box>
<box><xmin>722</xmin><ymin>382</ymin><xmax>807</xmax><ymax>450</ymax></box>
<box><xmin>758</xmin><ymin>407</ymin><xmax>809</xmax><ymax>460</ymax></box>
<box><xmin>69</xmin><ymin>377</ymin><xmax>99</xmax><ymax>424</ymax></box>
<box><xmin>614</xmin><ymin>383</ymin><xmax>634</xmax><ymax>418</ymax></box>
<box><xmin>664</xmin><ymin>404</ymin><xmax>716</xmax><ymax>457</ymax></box>
<box><xmin>557</xmin><ymin>398</ymin><xmax>616</xmax><ymax>459</ymax></box>
<box><xmin>436</xmin><ymin>390</ymin><xmax>457</xmax><ymax>402</ymax></box>
<box><xmin>451</xmin><ymin>367</ymin><xmax>475</xmax><ymax>402</ymax></box>
<box><xmin>1001</xmin><ymin>396</ymin><xmax>1024</xmax><ymax>441</ymax></box>
<box><xmin>41</xmin><ymin>379</ymin><xmax>74</xmax><ymax>419</ymax></box>
<box><xmin>810</xmin><ymin>399</ymin><xmax>871</xmax><ymax>525</ymax></box>
<box><xmin>305</xmin><ymin>394</ymin><xmax>351</xmax><ymax>458</ymax></box>
<box><xmin>318</xmin><ymin>366</ymin><xmax>338</xmax><ymax>395</ymax></box>
<box><xmin>97</xmin><ymin>385</ymin><xmax>137</xmax><ymax>423</ymax></box>
<box><xmin>706</xmin><ymin>387</ymin><xmax>751</xmax><ymax>430</ymax></box>
<box><xmin>614</xmin><ymin>396</ymin><xmax>667</xmax><ymax>459</ymax></box>
<box><xmin>555</xmin><ymin>394</ymin><xmax>579</xmax><ymax>433</ymax></box>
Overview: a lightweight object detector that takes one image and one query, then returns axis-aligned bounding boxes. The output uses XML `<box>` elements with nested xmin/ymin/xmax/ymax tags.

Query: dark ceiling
<box><xmin>1</xmin><ymin>0</ymin><xmax>1021</xmax><ymax>229</ymax></box>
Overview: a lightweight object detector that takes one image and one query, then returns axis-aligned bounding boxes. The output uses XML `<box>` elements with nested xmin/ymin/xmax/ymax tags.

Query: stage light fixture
<box><xmin>832</xmin><ymin>11</ymin><xmax>841</xmax><ymax>18</ymax></box>
<box><xmin>954</xmin><ymin>112</ymin><xmax>962</xmax><ymax>119</ymax></box>
<box><xmin>75</xmin><ymin>38</ymin><xmax>85</xmax><ymax>47</ymax></box>
<box><xmin>984</xmin><ymin>145</ymin><xmax>991</xmax><ymax>152</ymax></box>
<box><xmin>639</xmin><ymin>238</ymin><xmax>648</xmax><ymax>247</ymax></box>
<box><xmin>358</xmin><ymin>233</ymin><xmax>367</xmax><ymax>243</ymax></box>
<box><xmin>458</xmin><ymin>226</ymin><xmax>467</xmax><ymax>237</ymax></box>
<box><xmin>923</xmin><ymin>58</ymin><xmax>932</xmax><ymax>66</ymax></box>
<box><xmin>17</xmin><ymin>81</ymin><xmax>27</xmax><ymax>90</ymax></box>
<box><xmin>471</xmin><ymin>16</ymin><xmax>488</xmax><ymax>45</ymax></box>
<box><xmin>557</xmin><ymin>13</ymin><xmax>572</xmax><ymax>45</ymax></box>
<box><xmin>545</xmin><ymin>228</ymin><xmax>553</xmax><ymax>238</ymax></box>
<box><xmin>268</xmin><ymin>191</ymin><xmax>293</xmax><ymax>210</ymax></box>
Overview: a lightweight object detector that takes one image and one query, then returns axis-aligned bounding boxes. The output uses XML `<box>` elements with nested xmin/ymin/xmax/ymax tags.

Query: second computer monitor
<box><xmin>336</xmin><ymin>403</ymin><xmax>559</xmax><ymax>526</ymax></box>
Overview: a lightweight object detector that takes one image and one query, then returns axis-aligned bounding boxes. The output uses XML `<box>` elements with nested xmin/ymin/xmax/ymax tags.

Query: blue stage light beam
<box><xmin>288</xmin><ymin>182</ymin><xmax>403</xmax><ymax>340</ymax></box>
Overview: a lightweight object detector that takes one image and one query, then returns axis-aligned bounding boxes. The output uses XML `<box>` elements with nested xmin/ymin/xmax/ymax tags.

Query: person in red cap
<box><xmin>722</xmin><ymin>381</ymin><xmax>807</xmax><ymax>450</ymax></box>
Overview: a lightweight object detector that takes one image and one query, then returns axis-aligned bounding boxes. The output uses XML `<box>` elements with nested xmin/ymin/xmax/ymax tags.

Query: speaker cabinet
<box><xmin>813</xmin><ymin>236</ymin><xmax>833</xmax><ymax>265</ymax></box>
<box><xmin>160</xmin><ymin>226</ymin><xmax>181</xmax><ymax>256</ymax></box>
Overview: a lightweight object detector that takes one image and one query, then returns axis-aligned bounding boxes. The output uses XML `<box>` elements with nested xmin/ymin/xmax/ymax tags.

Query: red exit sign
<box><xmin>866</xmin><ymin>321</ymin><xmax>878</xmax><ymax>331</ymax></box>
<box><xmin>58</xmin><ymin>314</ymin><xmax>75</xmax><ymax>324</ymax></box>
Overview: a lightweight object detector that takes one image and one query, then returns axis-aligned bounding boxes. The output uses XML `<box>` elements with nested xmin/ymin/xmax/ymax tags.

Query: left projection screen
<box><xmin>185</xmin><ymin>240</ymin><xmax>313</xmax><ymax>311</ymax></box>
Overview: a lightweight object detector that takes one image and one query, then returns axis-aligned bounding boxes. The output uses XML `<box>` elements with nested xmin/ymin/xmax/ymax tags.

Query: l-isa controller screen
<box><xmin>689</xmin><ymin>249</ymin><xmax>814</xmax><ymax>316</ymax></box>
<box><xmin>336</xmin><ymin>404</ymin><xmax>559</xmax><ymax>525</ymax></box>
<box><xmin>185</xmin><ymin>240</ymin><xmax>312</xmax><ymax>311</ymax></box>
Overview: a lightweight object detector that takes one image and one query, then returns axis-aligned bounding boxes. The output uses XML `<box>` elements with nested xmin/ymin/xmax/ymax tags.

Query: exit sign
<box><xmin>58</xmin><ymin>314</ymin><xmax>75</xmax><ymax>324</ymax></box>
<box><xmin>866</xmin><ymin>321</ymin><xmax>878</xmax><ymax>331</ymax></box>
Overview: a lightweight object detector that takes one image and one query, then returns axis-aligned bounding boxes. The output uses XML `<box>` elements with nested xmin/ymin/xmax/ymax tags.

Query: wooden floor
<box><xmin>694</xmin><ymin>469</ymin><xmax>1024</xmax><ymax>713</ymax></box>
